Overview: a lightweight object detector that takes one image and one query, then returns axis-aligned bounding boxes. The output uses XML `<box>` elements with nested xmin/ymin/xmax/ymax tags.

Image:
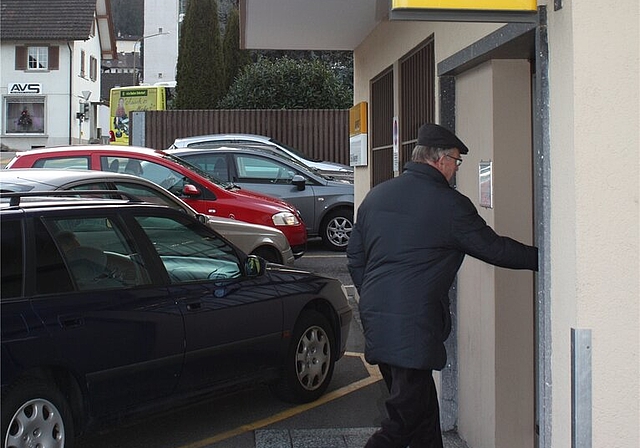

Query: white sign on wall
<box><xmin>350</xmin><ymin>134</ymin><xmax>368</xmax><ymax>166</ymax></box>
<box><xmin>8</xmin><ymin>83</ymin><xmax>42</xmax><ymax>94</ymax></box>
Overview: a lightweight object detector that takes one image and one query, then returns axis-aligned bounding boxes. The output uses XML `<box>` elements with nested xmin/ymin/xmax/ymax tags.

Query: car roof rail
<box><xmin>0</xmin><ymin>190</ymin><xmax>144</xmax><ymax>207</ymax></box>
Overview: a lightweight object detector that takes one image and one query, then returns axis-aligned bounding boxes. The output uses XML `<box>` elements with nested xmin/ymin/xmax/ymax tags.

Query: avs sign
<box><xmin>9</xmin><ymin>83</ymin><xmax>42</xmax><ymax>94</ymax></box>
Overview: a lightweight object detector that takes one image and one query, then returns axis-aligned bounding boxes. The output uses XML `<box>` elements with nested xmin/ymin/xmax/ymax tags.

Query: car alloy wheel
<box><xmin>322</xmin><ymin>209</ymin><xmax>353</xmax><ymax>251</ymax></box>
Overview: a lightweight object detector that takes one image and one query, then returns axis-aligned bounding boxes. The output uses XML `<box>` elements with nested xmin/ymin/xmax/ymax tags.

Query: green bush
<box><xmin>218</xmin><ymin>56</ymin><xmax>352</xmax><ymax>109</ymax></box>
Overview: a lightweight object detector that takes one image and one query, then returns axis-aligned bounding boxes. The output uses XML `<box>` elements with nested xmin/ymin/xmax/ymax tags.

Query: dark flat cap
<box><xmin>417</xmin><ymin>123</ymin><xmax>469</xmax><ymax>154</ymax></box>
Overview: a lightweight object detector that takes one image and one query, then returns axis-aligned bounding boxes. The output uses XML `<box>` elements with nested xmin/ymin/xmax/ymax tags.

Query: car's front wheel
<box><xmin>251</xmin><ymin>245</ymin><xmax>282</xmax><ymax>264</ymax></box>
<box><xmin>1</xmin><ymin>378</ymin><xmax>74</xmax><ymax>448</ymax></box>
<box><xmin>271</xmin><ymin>310</ymin><xmax>336</xmax><ymax>403</ymax></box>
<box><xmin>321</xmin><ymin>209</ymin><xmax>353</xmax><ymax>251</ymax></box>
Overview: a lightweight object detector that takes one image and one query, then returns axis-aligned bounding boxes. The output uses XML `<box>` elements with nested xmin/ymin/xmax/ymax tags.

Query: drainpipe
<box><xmin>67</xmin><ymin>42</ymin><xmax>73</xmax><ymax>144</ymax></box>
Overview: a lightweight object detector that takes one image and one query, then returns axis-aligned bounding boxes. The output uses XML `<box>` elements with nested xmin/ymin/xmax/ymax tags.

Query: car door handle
<box><xmin>185</xmin><ymin>302</ymin><xmax>202</xmax><ymax>311</ymax></box>
<box><xmin>59</xmin><ymin>315</ymin><xmax>84</xmax><ymax>329</ymax></box>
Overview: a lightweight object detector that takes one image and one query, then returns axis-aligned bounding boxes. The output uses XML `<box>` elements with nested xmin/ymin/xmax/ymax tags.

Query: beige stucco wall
<box><xmin>546</xmin><ymin>1</ymin><xmax>640</xmax><ymax>447</ymax></box>
<box><xmin>351</xmin><ymin>1</ymin><xmax>639</xmax><ymax>447</ymax></box>
<box><xmin>352</xmin><ymin>20</ymin><xmax>502</xmax><ymax>208</ymax></box>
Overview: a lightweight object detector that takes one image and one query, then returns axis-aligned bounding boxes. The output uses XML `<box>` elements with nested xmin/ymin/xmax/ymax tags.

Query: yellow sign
<box><xmin>392</xmin><ymin>0</ymin><xmax>537</xmax><ymax>11</ymax></box>
<box><xmin>349</xmin><ymin>102</ymin><xmax>368</xmax><ymax>137</ymax></box>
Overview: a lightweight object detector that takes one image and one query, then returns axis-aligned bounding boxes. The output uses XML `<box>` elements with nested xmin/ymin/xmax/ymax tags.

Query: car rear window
<box><xmin>46</xmin><ymin>216</ymin><xmax>153</xmax><ymax>291</ymax></box>
<box><xmin>34</xmin><ymin>219</ymin><xmax>74</xmax><ymax>295</ymax></box>
<box><xmin>1</xmin><ymin>219</ymin><xmax>24</xmax><ymax>299</ymax></box>
<box><xmin>32</xmin><ymin>157</ymin><xmax>90</xmax><ymax>170</ymax></box>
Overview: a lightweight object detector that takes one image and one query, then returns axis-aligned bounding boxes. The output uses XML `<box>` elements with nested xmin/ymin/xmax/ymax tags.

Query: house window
<box><xmin>15</xmin><ymin>46</ymin><xmax>59</xmax><ymax>71</ymax></box>
<box><xmin>80</xmin><ymin>50</ymin><xmax>86</xmax><ymax>77</ymax></box>
<box><xmin>90</xmin><ymin>56</ymin><xmax>98</xmax><ymax>81</ymax></box>
<box><xmin>28</xmin><ymin>47</ymin><xmax>48</xmax><ymax>70</ymax></box>
<box><xmin>4</xmin><ymin>97</ymin><xmax>45</xmax><ymax>134</ymax></box>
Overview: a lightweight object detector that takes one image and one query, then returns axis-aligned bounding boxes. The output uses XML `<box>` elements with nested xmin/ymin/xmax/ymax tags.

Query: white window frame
<box><xmin>28</xmin><ymin>47</ymin><xmax>48</xmax><ymax>70</ymax></box>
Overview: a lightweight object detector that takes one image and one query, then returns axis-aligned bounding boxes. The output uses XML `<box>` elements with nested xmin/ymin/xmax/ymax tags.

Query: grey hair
<box><xmin>411</xmin><ymin>145</ymin><xmax>452</xmax><ymax>163</ymax></box>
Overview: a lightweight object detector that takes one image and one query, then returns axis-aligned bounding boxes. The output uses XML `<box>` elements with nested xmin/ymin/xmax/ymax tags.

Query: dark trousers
<box><xmin>365</xmin><ymin>364</ymin><xmax>443</xmax><ymax>448</ymax></box>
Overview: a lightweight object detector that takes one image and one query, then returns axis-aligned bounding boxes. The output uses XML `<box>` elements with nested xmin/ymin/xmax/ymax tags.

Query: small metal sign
<box><xmin>392</xmin><ymin>117</ymin><xmax>399</xmax><ymax>173</ymax></box>
<box><xmin>479</xmin><ymin>160</ymin><xmax>493</xmax><ymax>208</ymax></box>
<box><xmin>349</xmin><ymin>102</ymin><xmax>368</xmax><ymax>167</ymax></box>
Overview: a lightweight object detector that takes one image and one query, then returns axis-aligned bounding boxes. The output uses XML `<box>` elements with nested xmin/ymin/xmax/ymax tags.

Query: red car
<box><xmin>6</xmin><ymin>146</ymin><xmax>307</xmax><ymax>257</ymax></box>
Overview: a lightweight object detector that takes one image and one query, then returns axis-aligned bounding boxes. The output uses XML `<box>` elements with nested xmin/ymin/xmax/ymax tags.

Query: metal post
<box><xmin>534</xmin><ymin>7</ymin><xmax>552</xmax><ymax>448</ymax></box>
<box><xmin>571</xmin><ymin>329</ymin><xmax>592</xmax><ymax>448</ymax></box>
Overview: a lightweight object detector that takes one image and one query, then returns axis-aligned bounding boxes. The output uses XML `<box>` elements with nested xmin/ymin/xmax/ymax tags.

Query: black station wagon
<box><xmin>0</xmin><ymin>192</ymin><xmax>352</xmax><ymax>448</ymax></box>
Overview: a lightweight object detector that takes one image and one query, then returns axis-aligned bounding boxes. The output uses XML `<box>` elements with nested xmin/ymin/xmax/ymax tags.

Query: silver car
<box><xmin>169</xmin><ymin>133</ymin><xmax>354</xmax><ymax>181</ymax></box>
<box><xmin>0</xmin><ymin>169</ymin><xmax>295</xmax><ymax>265</ymax></box>
<box><xmin>167</xmin><ymin>145</ymin><xmax>354</xmax><ymax>251</ymax></box>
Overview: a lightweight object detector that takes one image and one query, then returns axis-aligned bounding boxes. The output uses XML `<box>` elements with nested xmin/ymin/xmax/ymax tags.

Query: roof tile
<box><xmin>1</xmin><ymin>0</ymin><xmax>96</xmax><ymax>40</ymax></box>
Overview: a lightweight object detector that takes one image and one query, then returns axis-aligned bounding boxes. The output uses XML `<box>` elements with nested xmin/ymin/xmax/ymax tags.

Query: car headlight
<box><xmin>272</xmin><ymin>211</ymin><xmax>300</xmax><ymax>226</ymax></box>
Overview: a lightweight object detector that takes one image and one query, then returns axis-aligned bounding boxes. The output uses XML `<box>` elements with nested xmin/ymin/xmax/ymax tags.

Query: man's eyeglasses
<box><xmin>445</xmin><ymin>154</ymin><xmax>463</xmax><ymax>166</ymax></box>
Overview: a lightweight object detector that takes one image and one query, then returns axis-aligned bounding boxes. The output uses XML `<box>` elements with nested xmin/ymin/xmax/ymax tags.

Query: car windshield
<box><xmin>159</xmin><ymin>152</ymin><xmax>236</xmax><ymax>189</ymax></box>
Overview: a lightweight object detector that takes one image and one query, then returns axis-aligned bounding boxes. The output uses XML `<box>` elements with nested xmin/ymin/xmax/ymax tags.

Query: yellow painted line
<box><xmin>177</xmin><ymin>352</ymin><xmax>381</xmax><ymax>448</ymax></box>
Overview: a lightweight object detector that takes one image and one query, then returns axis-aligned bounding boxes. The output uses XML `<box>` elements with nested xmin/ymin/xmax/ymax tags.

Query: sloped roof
<box><xmin>1</xmin><ymin>0</ymin><xmax>116</xmax><ymax>59</ymax></box>
<box><xmin>0</xmin><ymin>0</ymin><xmax>96</xmax><ymax>40</ymax></box>
<box><xmin>101</xmin><ymin>72</ymin><xmax>135</xmax><ymax>102</ymax></box>
<box><xmin>102</xmin><ymin>52</ymin><xmax>139</xmax><ymax>70</ymax></box>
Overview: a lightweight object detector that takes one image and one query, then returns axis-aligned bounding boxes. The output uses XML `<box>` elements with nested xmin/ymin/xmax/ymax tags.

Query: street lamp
<box><xmin>132</xmin><ymin>31</ymin><xmax>170</xmax><ymax>85</ymax></box>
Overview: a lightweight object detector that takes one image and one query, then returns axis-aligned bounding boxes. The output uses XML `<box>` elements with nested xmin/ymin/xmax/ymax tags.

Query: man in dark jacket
<box><xmin>347</xmin><ymin>123</ymin><xmax>538</xmax><ymax>448</ymax></box>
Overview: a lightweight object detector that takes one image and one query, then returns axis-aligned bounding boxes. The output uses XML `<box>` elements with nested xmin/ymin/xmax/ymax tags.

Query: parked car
<box><xmin>167</xmin><ymin>145</ymin><xmax>354</xmax><ymax>251</ymax></box>
<box><xmin>169</xmin><ymin>134</ymin><xmax>354</xmax><ymax>181</ymax></box>
<box><xmin>5</xmin><ymin>145</ymin><xmax>307</xmax><ymax>257</ymax></box>
<box><xmin>0</xmin><ymin>169</ymin><xmax>295</xmax><ymax>265</ymax></box>
<box><xmin>0</xmin><ymin>191</ymin><xmax>352</xmax><ymax>447</ymax></box>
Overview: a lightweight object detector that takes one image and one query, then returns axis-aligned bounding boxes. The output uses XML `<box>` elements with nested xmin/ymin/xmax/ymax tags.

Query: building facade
<box><xmin>141</xmin><ymin>0</ymin><xmax>183</xmax><ymax>86</ymax></box>
<box><xmin>0</xmin><ymin>0</ymin><xmax>116</xmax><ymax>151</ymax></box>
<box><xmin>239</xmin><ymin>1</ymin><xmax>639</xmax><ymax>448</ymax></box>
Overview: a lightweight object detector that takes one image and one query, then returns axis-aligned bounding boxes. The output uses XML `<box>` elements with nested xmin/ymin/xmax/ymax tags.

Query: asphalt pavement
<box><xmin>251</xmin><ymin>240</ymin><xmax>471</xmax><ymax>448</ymax></box>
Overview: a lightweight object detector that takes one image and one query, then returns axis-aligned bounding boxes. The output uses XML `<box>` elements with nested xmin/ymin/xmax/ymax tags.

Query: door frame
<box><xmin>436</xmin><ymin>8</ymin><xmax>551</xmax><ymax>447</ymax></box>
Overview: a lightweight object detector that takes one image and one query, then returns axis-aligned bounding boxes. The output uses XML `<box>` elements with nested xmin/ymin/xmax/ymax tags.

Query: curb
<box><xmin>344</xmin><ymin>285</ymin><xmax>358</xmax><ymax>302</ymax></box>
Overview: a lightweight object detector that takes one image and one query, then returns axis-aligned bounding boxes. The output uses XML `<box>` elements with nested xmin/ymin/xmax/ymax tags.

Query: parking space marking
<box><xmin>177</xmin><ymin>352</ymin><xmax>381</xmax><ymax>448</ymax></box>
<box><xmin>301</xmin><ymin>254</ymin><xmax>347</xmax><ymax>258</ymax></box>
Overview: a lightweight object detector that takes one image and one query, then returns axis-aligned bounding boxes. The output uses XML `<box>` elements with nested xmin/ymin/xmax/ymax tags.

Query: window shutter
<box><xmin>15</xmin><ymin>46</ymin><xmax>27</xmax><ymax>70</ymax></box>
<box><xmin>49</xmin><ymin>46</ymin><xmax>59</xmax><ymax>70</ymax></box>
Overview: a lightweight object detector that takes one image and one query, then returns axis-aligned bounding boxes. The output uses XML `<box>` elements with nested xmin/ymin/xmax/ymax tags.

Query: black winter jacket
<box><xmin>347</xmin><ymin>162</ymin><xmax>538</xmax><ymax>371</ymax></box>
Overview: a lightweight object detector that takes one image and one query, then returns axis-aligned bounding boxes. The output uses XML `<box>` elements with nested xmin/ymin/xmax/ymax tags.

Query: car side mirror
<box><xmin>244</xmin><ymin>255</ymin><xmax>265</xmax><ymax>277</ymax></box>
<box><xmin>291</xmin><ymin>174</ymin><xmax>306</xmax><ymax>191</ymax></box>
<box><xmin>182</xmin><ymin>184</ymin><xmax>200</xmax><ymax>197</ymax></box>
